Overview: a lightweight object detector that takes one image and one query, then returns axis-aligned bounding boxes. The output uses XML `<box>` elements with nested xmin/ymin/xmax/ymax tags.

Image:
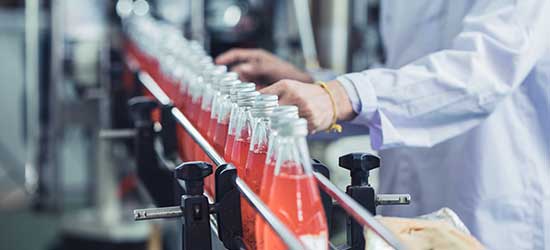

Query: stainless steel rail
<box><xmin>138</xmin><ymin>72</ymin><xmax>172</xmax><ymax>106</ymax></box>
<box><xmin>138</xmin><ymin>71</ymin><xmax>305</xmax><ymax>250</ymax></box>
<box><xmin>314</xmin><ymin>172</ymin><xmax>406</xmax><ymax>250</ymax></box>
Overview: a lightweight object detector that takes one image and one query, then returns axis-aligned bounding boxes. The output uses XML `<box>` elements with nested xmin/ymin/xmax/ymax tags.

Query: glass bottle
<box><xmin>184</xmin><ymin>61</ymin><xmax>215</xmax><ymax>161</ymax></box>
<box><xmin>254</xmin><ymin>105</ymin><xmax>299</xmax><ymax>250</ymax></box>
<box><xmin>179</xmin><ymin>56</ymin><xmax>211</xmax><ymax>161</ymax></box>
<box><xmin>194</xmin><ymin>66</ymin><xmax>227</xmax><ymax>196</ymax></box>
<box><xmin>228</xmin><ymin>90</ymin><xmax>261</xmax><ymax>170</ymax></box>
<box><xmin>207</xmin><ymin>72</ymin><xmax>239</xmax><ymax>146</ymax></box>
<box><xmin>263</xmin><ymin>118</ymin><xmax>328</xmax><ymax>250</ymax></box>
<box><xmin>194</xmin><ymin>65</ymin><xmax>227</xmax><ymax>162</ymax></box>
<box><xmin>223</xmin><ymin>83</ymin><xmax>257</xmax><ymax>162</ymax></box>
<box><xmin>204</xmin><ymin>74</ymin><xmax>238</xmax><ymax>196</ymax></box>
<box><xmin>240</xmin><ymin>95</ymin><xmax>279</xmax><ymax>249</ymax></box>
<box><xmin>212</xmin><ymin>79</ymin><xmax>241</xmax><ymax>155</ymax></box>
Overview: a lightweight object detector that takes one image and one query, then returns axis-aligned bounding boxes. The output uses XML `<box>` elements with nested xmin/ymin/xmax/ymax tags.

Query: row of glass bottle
<box><xmin>124</xmin><ymin>16</ymin><xmax>329</xmax><ymax>250</ymax></box>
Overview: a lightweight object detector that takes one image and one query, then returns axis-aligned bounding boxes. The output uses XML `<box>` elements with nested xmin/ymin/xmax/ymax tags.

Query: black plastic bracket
<box><xmin>214</xmin><ymin>164</ymin><xmax>244</xmax><ymax>250</ymax></box>
<box><xmin>160</xmin><ymin>104</ymin><xmax>179</xmax><ymax>158</ymax></box>
<box><xmin>175</xmin><ymin>162</ymin><xmax>213</xmax><ymax>250</ymax></box>
<box><xmin>339</xmin><ymin>153</ymin><xmax>381</xmax><ymax>250</ymax></box>
<box><xmin>129</xmin><ymin>96</ymin><xmax>182</xmax><ymax>207</ymax></box>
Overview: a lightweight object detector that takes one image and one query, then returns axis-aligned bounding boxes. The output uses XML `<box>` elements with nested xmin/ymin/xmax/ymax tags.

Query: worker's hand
<box><xmin>259</xmin><ymin>79</ymin><xmax>356</xmax><ymax>133</ymax></box>
<box><xmin>215</xmin><ymin>48</ymin><xmax>313</xmax><ymax>85</ymax></box>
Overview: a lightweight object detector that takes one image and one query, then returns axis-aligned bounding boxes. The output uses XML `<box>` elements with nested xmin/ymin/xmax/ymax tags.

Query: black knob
<box><xmin>128</xmin><ymin>96</ymin><xmax>158</xmax><ymax>124</ymax></box>
<box><xmin>339</xmin><ymin>153</ymin><xmax>380</xmax><ymax>186</ymax></box>
<box><xmin>174</xmin><ymin>161</ymin><xmax>213</xmax><ymax>195</ymax></box>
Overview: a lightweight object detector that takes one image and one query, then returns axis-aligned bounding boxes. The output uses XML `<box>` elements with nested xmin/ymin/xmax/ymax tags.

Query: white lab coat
<box><xmin>336</xmin><ymin>1</ymin><xmax>550</xmax><ymax>249</ymax></box>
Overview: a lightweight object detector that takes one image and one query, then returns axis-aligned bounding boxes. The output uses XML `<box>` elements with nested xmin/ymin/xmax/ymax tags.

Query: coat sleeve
<box><xmin>337</xmin><ymin>0</ymin><xmax>550</xmax><ymax>149</ymax></box>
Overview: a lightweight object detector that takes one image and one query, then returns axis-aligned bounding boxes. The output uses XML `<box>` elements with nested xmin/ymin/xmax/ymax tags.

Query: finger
<box><xmin>215</xmin><ymin>48</ymin><xmax>260</xmax><ymax>65</ymax></box>
<box><xmin>232</xmin><ymin>63</ymin><xmax>255</xmax><ymax>75</ymax></box>
<box><xmin>232</xmin><ymin>63</ymin><xmax>257</xmax><ymax>82</ymax></box>
<box><xmin>258</xmin><ymin>80</ymin><xmax>289</xmax><ymax>97</ymax></box>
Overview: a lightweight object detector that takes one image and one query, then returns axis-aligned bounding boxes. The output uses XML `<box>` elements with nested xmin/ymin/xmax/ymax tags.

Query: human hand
<box><xmin>215</xmin><ymin>48</ymin><xmax>313</xmax><ymax>85</ymax></box>
<box><xmin>259</xmin><ymin>79</ymin><xmax>356</xmax><ymax>133</ymax></box>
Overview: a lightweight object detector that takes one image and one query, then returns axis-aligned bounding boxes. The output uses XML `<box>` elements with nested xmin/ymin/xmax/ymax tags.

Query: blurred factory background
<box><xmin>0</xmin><ymin>0</ymin><xmax>383</xmax><ymax>249</ymax></box>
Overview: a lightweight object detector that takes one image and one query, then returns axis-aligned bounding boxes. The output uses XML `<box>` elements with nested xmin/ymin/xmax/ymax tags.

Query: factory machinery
<box><xmin>116</xmin><ymin>14</ymin><xmax>411</xmax><ymax>250</ymax></box>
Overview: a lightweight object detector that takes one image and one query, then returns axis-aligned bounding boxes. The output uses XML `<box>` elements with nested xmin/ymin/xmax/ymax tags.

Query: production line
<box><xmin>116</xmin><ymin>15</ymin><xmax>482</xmax><ymax>250</ymax></box>
<box><xmin>2</xmin><ymin>1</ymin><xmax>548</xmax><ymax>250</ymax></box>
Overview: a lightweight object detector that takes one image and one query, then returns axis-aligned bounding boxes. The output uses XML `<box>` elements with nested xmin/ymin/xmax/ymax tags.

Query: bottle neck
<box><xmin>272</xmin><ymin>135</ymin><xmax>313</xmax><ymax>176</ymax></box>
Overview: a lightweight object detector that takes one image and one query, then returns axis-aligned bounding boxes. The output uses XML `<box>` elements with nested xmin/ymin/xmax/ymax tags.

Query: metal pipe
<box><xmin>137</xmin><ymin>72</ymin><xmax>172</xmax><ymax>106</ymax></box>
<box><xmin>99</xmin><ymin>129</ymin><xmax>137</xmax><ymax>139</ymax></box>
<box><xmin>24</xmin><ymin>0</ymin><xmax>40</xmax><ymax>196</ymax></box>
<box><xmin>234</xmin><ymin>177</ymin><xmax>304</xmax><ymax>250</ymax></box>
<box><xmin>313</xmin><ymin>172</ymin><xmax>406</xmax><ymax>250</ymax></box>
<box><xmin>134</xmin><ymin>206</ymin><xmax>183</xmax><ymax>221</ymax></box>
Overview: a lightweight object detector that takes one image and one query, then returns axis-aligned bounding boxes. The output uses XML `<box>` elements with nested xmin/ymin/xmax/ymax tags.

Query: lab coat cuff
<box><xmin>337</xmin><ymin>73</ymin><xmax>379</xmax><ymax>126</ymax></box>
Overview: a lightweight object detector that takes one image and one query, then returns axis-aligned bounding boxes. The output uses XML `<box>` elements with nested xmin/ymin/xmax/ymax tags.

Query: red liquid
<box><xmin>196</xmin><ymin>109</ymin><xmax>213</xmax><ymax>194</ymax></box>
<box><xmin>207</xmin><ymin>118</ymin><xmax>217</xmax><ymax>143</ymax></box>
<box><xmin>231</xmin><ymin>138</ymin><xmax>250</xmax><ymax>174</ymax></box>
<box><xmin>195</xmin><ymin>109</ymin><xmax>211</xmax><ymax>161</ymax></box>
<box><xmin>181</xmin><ymin>95</ymin><xmax>194</xmax><ymax>161</ymax></box>
<box><xmin>175</xmin><ymin>92</ymin><xmax>188</xmax><ymax>160</ymax></box>
<box><xmin>263</xmin><ymin>165</ymin><xmax>328</xmax><ymax>250</ymax></box>
<box><xmin>255</xmin><ymin>161</ymin><xmax>275</xmax><ymax>250</ymax></box>
<box><xmin>224</xmin><ymin>134</ymin><xmax>235</xmax><ymax>162</ymax></box>
<box><xmin>205</xmin><ymin>117</ymin><xmax>218</xmax><ymax>197</ymax></box>
<box><xmin>241</xmin><ymin>149</ymin><xmax>268</xmax><ymax>249</ymax></box>
<box><xmin>213</xmin><ymin>122</ymin><xmax>229</xmax><ymax>155</ymax></box>
<box><xmin>184</xmin><ymin>99</ymin><xmax>200</xmax><ymax>161</ymax></box>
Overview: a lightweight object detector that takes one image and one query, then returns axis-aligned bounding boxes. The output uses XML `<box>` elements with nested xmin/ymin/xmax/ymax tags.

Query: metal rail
<box><xmin>138</xmin><ymin>72</ymin><xmax>172</xmax><ymax>106</ymax></box>
<box><xmin>314</xmin><ymin>172</ymin><xmax>406</xmax><ymax>250</ymax></box>
<box><xmin>138</xmin><ymin>71</ymin><xmax>304</xmax><ymax>250</ymax></box>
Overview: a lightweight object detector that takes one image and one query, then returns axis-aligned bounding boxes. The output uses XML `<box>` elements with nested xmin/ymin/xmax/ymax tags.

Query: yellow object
<box><xmin>315</xmin><ymin>81</ymin><xmax>343</xmax><ymax>133</ymax></box>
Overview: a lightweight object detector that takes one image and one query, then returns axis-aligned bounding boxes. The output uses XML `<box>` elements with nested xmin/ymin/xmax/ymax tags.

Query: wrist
<box><xmin>326</xmin><ymin>80</ymin><xmax>356</xmax><ymax>121</ymax></box>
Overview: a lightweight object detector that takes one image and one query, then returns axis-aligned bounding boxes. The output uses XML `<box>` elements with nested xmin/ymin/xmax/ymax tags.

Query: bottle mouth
<box><xmin>214</xmin><ymin>72</ymin><xmax>239</xmax><ymax>90</ymax></box>
<box><xmin>236</xmin><ymin>90</ymin><xmax>260</xmax><ymax>106</ymax></box>
<box><xmin>270</xmin><ymin>105</ymin><xmax>299</xmax><ymax>118</ymax></box>
<box><xmin>218</xmin><ymin>79</ymin><xmax>241</xmax><ymax>93</ymax></box>
<box><xmin>230</xmin><ymin>82</ymin><xmax>256</xmax><ymax>100</ymax></box>
<box><xmin>252</xmin><ymin>94</ymin><xmax>278</xmax><ymax>109</ymax></box>
<box><xmin>250</xmin><ymin>106</ymin><xmax>278</xmax><ymax>118</ymax></box>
